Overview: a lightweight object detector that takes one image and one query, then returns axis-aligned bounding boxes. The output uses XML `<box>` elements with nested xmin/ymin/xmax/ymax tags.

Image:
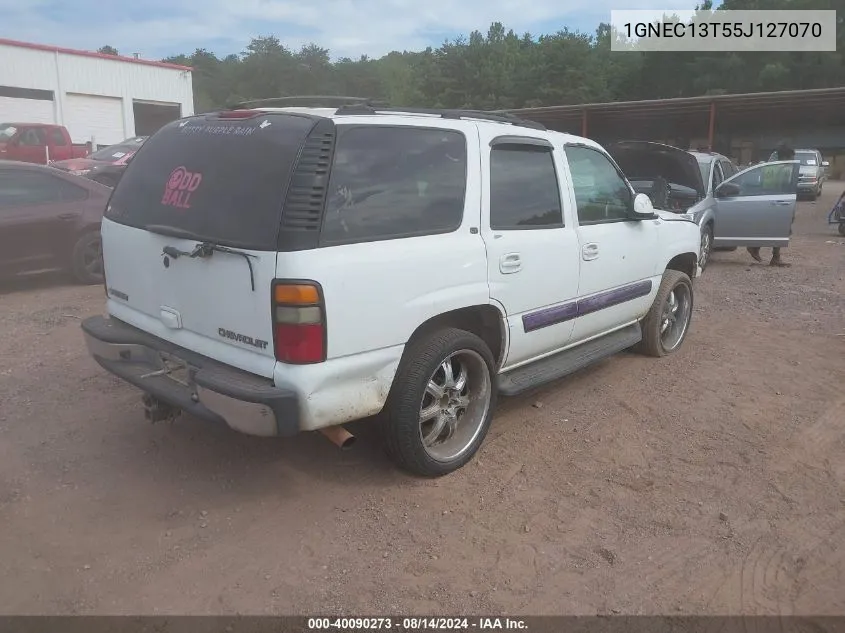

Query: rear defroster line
<box><xmin>161</xmin><ymin>241</ymin><xmax>258</xmax><ymax>291</ymax></box>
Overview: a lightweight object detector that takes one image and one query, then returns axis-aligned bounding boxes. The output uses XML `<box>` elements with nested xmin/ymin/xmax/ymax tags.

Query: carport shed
<box><xmin>506</xmin><ymin>87</ymin><xmax>845</xmax><ymax>176</ymax></box>
<box><xmin>0</xmin><ymin>38</ymin><xmax>194</xmax><ymax>147</ymax></box>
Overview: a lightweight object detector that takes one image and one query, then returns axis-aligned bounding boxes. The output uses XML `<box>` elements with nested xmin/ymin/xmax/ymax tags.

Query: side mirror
<box><xmin>631</xmin><ymin>193</ymin><xmax>655</xmax><ymax>218</ymax></box>
<box><xmin>821</xmin><ymin>161</ymin><xmax>830</xmax><ymax>167</ymax></box>
<box><xmin>716</xmin><ymin>182</ymin><xmax>741</xmax><ymax>198</ymax></box>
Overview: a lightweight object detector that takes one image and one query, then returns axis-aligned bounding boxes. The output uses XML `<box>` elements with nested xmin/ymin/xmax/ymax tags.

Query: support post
<box><xmin>707</xmin><ymin>101</ymin><xmax>716</xmax><ymax>151</ymax></box>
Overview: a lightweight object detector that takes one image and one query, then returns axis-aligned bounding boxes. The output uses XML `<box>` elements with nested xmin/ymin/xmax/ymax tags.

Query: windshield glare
<box><xmin>697</xmin><ymin>159</ymin><xmax>710</xmax><ymax>187</ymax></box>
<box><xmin>0</xmin><ymin>125</ymin><xmax>17</xmax><ymax>140</ymax></box>
<box><xmin>89</xmin><ymin>138</ymin><xmax>145</xmax><ymax>161</ymax></box>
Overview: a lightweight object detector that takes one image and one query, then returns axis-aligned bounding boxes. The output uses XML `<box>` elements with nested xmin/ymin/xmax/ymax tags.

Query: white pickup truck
<box><xmin>81</xmin><ymin>102</ymin><xmax>701</xmax><ymax>477</ymax></box>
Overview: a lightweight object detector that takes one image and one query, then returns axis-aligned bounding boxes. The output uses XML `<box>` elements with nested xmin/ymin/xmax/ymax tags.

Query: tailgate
<box><xmin>101</xmin><ymin>111</ymin><xmax>319</xmax><ymax>378</ymax></box>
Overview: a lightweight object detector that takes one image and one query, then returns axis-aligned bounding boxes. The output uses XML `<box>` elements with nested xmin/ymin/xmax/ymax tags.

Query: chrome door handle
<box><xmin>770</xmin><ymin>200</ymin><xmax>791</xmax><ymax>206</ymax></box>
<box><xmin>499</xmin><ymin>253</ymin><xmax>522</xmax><ymax>274</ymax></box>
<box><xmin>581</xmin><ymin>243</ymin><xmax>599</xmax><ymax>261</ymax></box>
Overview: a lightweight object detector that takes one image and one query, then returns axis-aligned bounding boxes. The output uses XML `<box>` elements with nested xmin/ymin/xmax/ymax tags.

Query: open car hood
<box><xmin>607</xmin><ymin>141</ymin><xmax>706</xmax><ymax>198</ymax></box>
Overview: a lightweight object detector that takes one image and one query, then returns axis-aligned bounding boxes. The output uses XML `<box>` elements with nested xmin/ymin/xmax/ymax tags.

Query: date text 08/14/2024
<box><xmin>307</xmin><ymin>617</ymin><xmax>528</xmax><ymax>630</ymax></box>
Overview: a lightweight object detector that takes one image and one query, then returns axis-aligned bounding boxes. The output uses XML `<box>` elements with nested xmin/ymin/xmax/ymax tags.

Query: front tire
<box><xmin>71</xmin><ymin>231</ymin><xmax>104</xmax><ymax>285</ymax></box>
<box><xmin>637</xmin><ymin>270</ymin><xmax>694</xmax><ymax>358</ymax></box>
<box><xmin>699</xmin><ymin>224</ymin><xmax>713</xmax><ymax>271</ymax></box>
<box><xmin>381</xmin><ymin>328</ymin><xmax>496</xmax><ymax>477</ymax></box>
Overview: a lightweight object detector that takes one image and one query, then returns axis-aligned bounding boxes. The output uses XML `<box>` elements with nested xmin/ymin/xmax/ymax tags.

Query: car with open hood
<box><xmin>607</xmin><ymin>141</ymin><xmax>799</xmax><ymax>270</ymax></box>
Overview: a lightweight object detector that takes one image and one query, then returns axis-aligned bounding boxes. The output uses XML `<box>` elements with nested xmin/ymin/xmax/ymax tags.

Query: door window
<box><xmin>719</xmin><ymin>159</ymin><xmax>737</xmax><ymax>179</ymax></box>
<box><xmin>564</xmin><ymin>145</ymin><xmax>632</xmax><ymax>224</ymax></box>
<box><xmin>490</xmin><ymin>145</ymin><xmax>563</xmax><ymax>229</ymax></box>
<box><xmin>721</xmin><ymin>163</ymin><xmax>798</xmax><ymax>196</ymax></box>
<box><xmin>18</xmin><ymin>128</ymin><xmax>46</xmax><ymax>146</ymax></box>
<box><xmin>0</xmin><ymin>170</ymin><xmax>87</xmax><ymax>207</ymax></box>
<box><xmin>711</xmin><ymin>162</ymin><xmax>724</xmax><ymax>191</ymax></box>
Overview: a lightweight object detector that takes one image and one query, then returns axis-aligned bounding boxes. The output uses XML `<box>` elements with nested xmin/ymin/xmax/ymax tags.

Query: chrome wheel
<box><xmin>660</xmin><ymin>283</ymin><xmax>692</xmax><ymax>352</ymax></box>
<box><xmin>418</xmin><ymin>349</ymin><xmax>491</xmax><ymax>462</ymax></box>
<box><xmin>699</xmin><ymin>228</ymin><xmax>712</xmax><ymax>269</ymax></box>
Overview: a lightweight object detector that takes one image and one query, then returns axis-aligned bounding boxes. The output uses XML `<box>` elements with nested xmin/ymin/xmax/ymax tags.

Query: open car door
<box><xmin>711</xmin><ymin>161</ymin><xmax>799</xmax><ymax>248</ymax></box>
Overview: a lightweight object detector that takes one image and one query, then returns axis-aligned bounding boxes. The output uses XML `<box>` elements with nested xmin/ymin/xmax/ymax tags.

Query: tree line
<box><xmin>104</xmin><ymin>0</ymin><xmax>844</xmax><ymax>113</ymax></box>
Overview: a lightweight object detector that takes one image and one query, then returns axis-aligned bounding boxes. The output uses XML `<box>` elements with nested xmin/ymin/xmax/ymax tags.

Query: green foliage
<box><xmin>157</xmin><ymin>2</ymin><xmax>844</xmax><ymax>113</ymax></box>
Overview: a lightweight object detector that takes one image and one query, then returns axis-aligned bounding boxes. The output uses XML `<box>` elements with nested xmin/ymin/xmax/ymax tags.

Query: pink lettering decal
<box><xmin>162</xmin><ymin>166</ymin><xmax>203</xmax><ymax>209</ymax></box>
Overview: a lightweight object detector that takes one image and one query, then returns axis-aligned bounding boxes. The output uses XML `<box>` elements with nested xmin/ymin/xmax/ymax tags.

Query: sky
<box><xmin>0</xmin><ymin>0</ymin><xmax>720</xmax><ymax>61</ymax></box>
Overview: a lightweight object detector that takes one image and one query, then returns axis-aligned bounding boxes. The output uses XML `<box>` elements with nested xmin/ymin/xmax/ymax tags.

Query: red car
<box><xmin>51</xmin><ymin>136</ymin><xmax>147</xmax><ymax>185</ymax></box>
<box><xmin>0</xmin><ymin>160</ymin><xmax>111</xmax><ymax>284</ymax></box>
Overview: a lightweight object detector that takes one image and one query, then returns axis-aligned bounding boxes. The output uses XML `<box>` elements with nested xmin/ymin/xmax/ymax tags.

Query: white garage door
<box><xmin>64</xmin><ymin>93</ymin><xmax>124</xmax><ymax>146</ymax></box>
<box><xmin>0</xmin><ymin>97</ymin><xmax>54</xmax><ymax>124</ymax></box>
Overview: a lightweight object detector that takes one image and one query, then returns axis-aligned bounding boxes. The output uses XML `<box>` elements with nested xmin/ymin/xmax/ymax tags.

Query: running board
<box><xmin>497</xmin><ymin>323</ymin><xmax>642</xmax><ymax>397</ymax></box>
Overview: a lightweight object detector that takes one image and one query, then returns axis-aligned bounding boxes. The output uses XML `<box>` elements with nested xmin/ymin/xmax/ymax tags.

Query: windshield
<box><xmin>89</xmin><ymin>138</ymin><xmax>146</xmax><ymax>161</ymax></box>
<box><xmin>794</xmin><ymin>151</ymin><xmax>818</xmax><ymax>166</ymax></box>
<box><xmin>697</xmin><ymin>159</ymin><xmax>711</xmax><ymax>186</ymax></box>
<box><xmin>106</xmin><ymin>114</ymin><xmax>316</xmax><ymax>250</ymax></box>
<box><xmin>0</xmin><ymin>124</ymin><xmax>18</xmax><ymax>140</ymax></box>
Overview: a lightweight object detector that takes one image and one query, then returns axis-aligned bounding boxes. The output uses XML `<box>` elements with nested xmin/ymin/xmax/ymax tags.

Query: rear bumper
<box><xmin>81</xmin><ymin>315</ymin><xmax>299</xmax><ymax>437</ymax></box>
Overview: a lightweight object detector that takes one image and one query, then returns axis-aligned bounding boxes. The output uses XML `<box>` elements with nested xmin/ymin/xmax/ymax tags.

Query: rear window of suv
<box><xmin>320</xmin><ymin>126</ymin><xmax>467</xmax><ymax>246</ymax></box>
<box><xmin>105</xmin><ymin>113</ymin><xmax>316</xmax><ymax>250</ymax></box>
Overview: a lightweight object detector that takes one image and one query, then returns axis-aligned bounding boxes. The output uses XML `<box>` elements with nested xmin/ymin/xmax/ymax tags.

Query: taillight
<box><xmin>217</xmin><ymin>109</ymin><xmax>258</xmax><ymax>119</ymax></box>
<box><xmin>271</xmin><ymin>281</ymin><xmax>325</xmax><ymax>364</ymax></box>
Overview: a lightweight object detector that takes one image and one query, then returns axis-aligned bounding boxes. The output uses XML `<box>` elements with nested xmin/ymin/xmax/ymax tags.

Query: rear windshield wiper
<box><xmin>161</xmin><ymin>239</ymin><xmax>258</xmax><ymax>291</ymax></box>
<box><xmin>146</xmin><ymin>225</ymin><xmax>258</xmax><ymax>291</ymax></box>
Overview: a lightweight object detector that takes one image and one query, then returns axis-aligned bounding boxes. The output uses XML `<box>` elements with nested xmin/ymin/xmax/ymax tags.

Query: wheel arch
<box><xmin>666</xmin><ymin>252</ymin><xmax>698</xmax><ymax>280</ymax></box>
<box><xmin>404</xmin><ymin>304</ymin><xmax>507</xmax><ymax>370</ymax></box>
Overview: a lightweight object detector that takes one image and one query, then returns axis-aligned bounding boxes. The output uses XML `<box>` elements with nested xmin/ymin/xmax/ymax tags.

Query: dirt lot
<box><xmin>1</xmin><ymin>186</ymin><xmax>844</xmax><ymax>616</ymax></box>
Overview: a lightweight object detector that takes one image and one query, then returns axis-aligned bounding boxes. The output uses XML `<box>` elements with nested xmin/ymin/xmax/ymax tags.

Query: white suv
<box><xmin>82</xmin><ymin>102</ymin><xmax>701</xmax><ymax>477</ymax></box>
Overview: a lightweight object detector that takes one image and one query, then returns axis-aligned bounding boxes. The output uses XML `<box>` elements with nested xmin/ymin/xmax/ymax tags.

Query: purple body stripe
<box><xmin>576</xmin><ymin>279</ymin><xmax>653</xmax><ymax>317</ymax></box>
<box><xmin>521</xmin><ymin>279</ymin><xmax>653</xmax><ymax>333</ymax></box>
<box><xmin>522</xmin><ymin>301</ymin><xmax>577</xmax><ymax>332</ymax></box>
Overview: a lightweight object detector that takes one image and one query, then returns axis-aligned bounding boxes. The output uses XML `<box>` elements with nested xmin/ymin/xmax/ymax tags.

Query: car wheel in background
<box><xmin>381</xmin><ymin>328</ymin><xmax>496</xmax><ymax>477</ymax></box>
<box><xmin>636</xmin><ymin>270</ymin><xmax>694</xmax><ymax>358</ymax></box>
<box><xmin>71</xmin><ymin>231</ymin><xmax>104</xmax><ymax>285</ymax></box>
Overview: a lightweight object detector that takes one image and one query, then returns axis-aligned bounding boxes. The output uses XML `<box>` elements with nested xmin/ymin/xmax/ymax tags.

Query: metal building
<box><xmin>0</xmin><ymin>38</ymin><xmax>194</xmax><ymax>147</ymax></box>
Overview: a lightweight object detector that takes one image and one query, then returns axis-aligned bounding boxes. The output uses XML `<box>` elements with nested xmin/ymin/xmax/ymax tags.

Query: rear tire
<box><xmin>381</xmin><ymin>328</ymin><xmax>496</xmax><ymax>477</ymax></box>
<box><xmin>637</xmin><ymin>270</ymin><xmax>694</xmax><ymax>358</ymax></box>
<box><xmin>71</xmin><ymin>231</ymin><xmax>104</xmax><ymax>285</ymax></box>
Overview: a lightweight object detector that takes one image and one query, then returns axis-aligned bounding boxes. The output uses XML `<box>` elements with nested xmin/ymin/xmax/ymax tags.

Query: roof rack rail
<box><xmin>229</xmin><ymin>96</ymin><xmax>388</xmax><ymax>109</ymax></box>
<box><xmin>334</xmin><ymin>104</ymin><xmax>547</xmax><ymax>131</ymax></box>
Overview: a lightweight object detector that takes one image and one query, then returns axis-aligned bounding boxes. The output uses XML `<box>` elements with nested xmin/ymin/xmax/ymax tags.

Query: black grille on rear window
<box><xmin>277</xmin><ymin>118</ymin><xmax>336</xmax><ymax>251</ymax></box>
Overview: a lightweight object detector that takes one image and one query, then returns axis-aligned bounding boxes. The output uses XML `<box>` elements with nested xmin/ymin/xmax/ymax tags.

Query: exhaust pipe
<box><xmin>319</xmin><ymin>425</ymin><xmax>356</xmax><ymax>450</ymax></box>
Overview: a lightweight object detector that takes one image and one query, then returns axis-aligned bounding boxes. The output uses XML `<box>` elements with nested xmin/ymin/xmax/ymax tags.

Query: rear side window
<box><xmin>490</xmin><ymin>145</ymin><xmax>563</xmax><ymax>229</ymax></box>
<box><xmin>49</xmin><ymin>128</ymin><xmax>67</xmax><ymax>146</ymax></box>
<box><xmin>106</xmin><ymin>113</ymin><xmax>317</xmax><ymax>250</ymax></box>
<box><xmin>320</xmin><ymin>126</ymin><xmax>467</xmax><ymax>246</ymax></box>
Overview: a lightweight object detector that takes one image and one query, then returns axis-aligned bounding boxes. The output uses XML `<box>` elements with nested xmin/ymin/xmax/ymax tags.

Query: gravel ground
<box><xmin>0</xmin><ymin>185</ymin><xmax>843</xmax><ymax>615</ymax></box>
